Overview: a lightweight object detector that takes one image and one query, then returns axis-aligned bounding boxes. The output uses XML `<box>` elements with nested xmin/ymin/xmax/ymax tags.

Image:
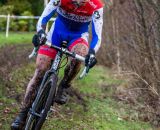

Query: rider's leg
<box><xmin>11</xmin><ymin>46</ymin><xmax>56</xmax><ymax>130</ymax></box>
<box><xmin>56</xmin><ymin>38</ymin><xmax>89</xmax><ymax>104</ymax></box>
<box><xmin>22</xmin><ymin>54</ymin><xmax>53</xmax><ymax>109</ymax></box>
<box><xmin>11</xmin><ymin>18</ymin><xmax>61</xmax><ymax>129</ymax></box>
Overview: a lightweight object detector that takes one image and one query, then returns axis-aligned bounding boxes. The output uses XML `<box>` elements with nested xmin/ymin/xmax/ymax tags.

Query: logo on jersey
<box><xmin>57</xmin><ymin>7</ymin><xmax>92</xmax><ymax>22</ymax></box>
<box><xmin>88</xmin><ymin>0</ymin><xmax>97</xmax><ymax>9</ymax></box>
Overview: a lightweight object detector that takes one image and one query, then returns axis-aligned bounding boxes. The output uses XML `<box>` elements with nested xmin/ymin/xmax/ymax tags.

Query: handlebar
<box><xmin>29</xmin><ymin>42</ymin><xmax>89</xmax><ymax>79</ymax></box>
<box><xmin>46</xmin><ymin>42</ymin><xmax>85</xmax><ymax>62</ymax></box>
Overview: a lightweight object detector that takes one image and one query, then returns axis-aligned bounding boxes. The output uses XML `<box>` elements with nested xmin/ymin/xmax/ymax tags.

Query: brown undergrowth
<box><xmin>113</xmin><ymin>74</ymin><xmax>160</xmax><ymax>127</ymax></box>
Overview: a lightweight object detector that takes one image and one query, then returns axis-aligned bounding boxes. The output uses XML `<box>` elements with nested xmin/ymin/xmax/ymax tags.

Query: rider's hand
<box><xmin>37</xmin><ymin>29</ymin><xmax>47</xmax><ymax>45</ymax></box>
<box><xmin>32</xmin><ymin>34</ymin><xmax>39</xmax><ymax>47</ymax></box>
<box><xmin>32</xmin><ymin>29</ymin><xmax>47</xmax><ymax>47</ymax></box>
<box><xmin>85</xmin><ymin>49</ymin><xmax>97</xmax><ymax>69</ymax></box>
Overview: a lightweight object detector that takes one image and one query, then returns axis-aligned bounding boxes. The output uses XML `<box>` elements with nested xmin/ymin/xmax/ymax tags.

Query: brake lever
<box><xmin>28</xmin><ymin>47</ymin><xmax>38</xmax><ymax>59</ymax></box>
<box><xmin>79</xmin><ymin>54</ymin><xmax>93</xmax><ymax>79</ymax></box>
<box><xmin>79</xmin><ymin>65</ymin><xmax>90</xmax><ymax>79</ymax></box>
<box><xmin>79</xmin><ymin>67</ymin><xmax>87</xmax><ymax>79</ymax></box>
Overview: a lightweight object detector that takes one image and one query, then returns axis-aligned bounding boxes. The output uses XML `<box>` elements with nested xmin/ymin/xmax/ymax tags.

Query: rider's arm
<box><xmin>90</xmin><ymin>7</ymin><xmax>103</xmax><ymax>53</ymax></box>
<box><xmin>37</xmin><ymin>0</ymin><xmax>61</xmax><ymax>32</ymax></box>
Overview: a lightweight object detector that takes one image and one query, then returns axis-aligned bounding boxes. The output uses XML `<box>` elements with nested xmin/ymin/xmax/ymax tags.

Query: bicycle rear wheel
<box><xmin>25</xmin><ymin>74</ymin><xmax>58</xmax><ymax>130</ymax></box>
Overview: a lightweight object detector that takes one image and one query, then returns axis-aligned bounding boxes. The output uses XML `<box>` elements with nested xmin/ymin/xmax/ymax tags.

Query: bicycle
<box><xmin>24</xmin><ymin>41</ymin><xmax>90</xmax><ymax>130</ymax></box>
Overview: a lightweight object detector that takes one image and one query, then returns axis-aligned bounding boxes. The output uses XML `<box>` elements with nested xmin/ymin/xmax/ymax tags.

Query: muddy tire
<box><xmin>25</xmin><ymin>74</ymin><xmax>58</xmax><ymax>130</ymax></box>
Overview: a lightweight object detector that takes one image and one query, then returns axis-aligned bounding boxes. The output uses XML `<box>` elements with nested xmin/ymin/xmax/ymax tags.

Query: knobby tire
<box><xmin>25</xmin><ymin>74</ymin><xmax>58</xmax><ymax>130</ymax></box>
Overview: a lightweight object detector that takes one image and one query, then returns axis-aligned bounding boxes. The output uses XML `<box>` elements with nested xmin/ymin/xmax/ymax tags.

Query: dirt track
<box><xmin>0</xmin><ymin>43</ymin><xmax>87</xmax><ymax>106</ymax></box>
<box><xmin>0</xmin><ymin>44</ymin><xmax>34</xmax><ymax>100</ymax></box>
<box><xmin>0</xmin><ymin>44</ymin><xmax>33</xmax><ymax>77</ymax></box>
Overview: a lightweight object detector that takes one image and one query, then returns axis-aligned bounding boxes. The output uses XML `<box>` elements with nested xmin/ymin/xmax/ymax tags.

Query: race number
<box><xmin>53</xmin><ymin>0</ymin><xmax>60</xmax><ymax>6</ymax></box>
<box><xmin>94</xmin><ymin>11</ymin><xmax>100</xmax><ymax>19</ymax></box>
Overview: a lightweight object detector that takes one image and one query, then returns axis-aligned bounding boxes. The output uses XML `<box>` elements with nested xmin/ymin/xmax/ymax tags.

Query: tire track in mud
<box><xmin>0</xmin><ymin>44</ymin><xmax>87</xmax><ymax>108</ymax></box>
<box><xmin>0</xmin><ymin>44</ymin><xmax>32</xmax><ymax>75</ymax></box>
<box><xmin>0</xmin><ymin>43</ymin><xmax>33</xmax><ymax>100</ymax></box>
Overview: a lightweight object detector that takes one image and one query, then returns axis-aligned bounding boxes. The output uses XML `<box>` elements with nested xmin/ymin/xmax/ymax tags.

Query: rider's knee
<box><xmin>70</xmin><ymin>43</ymin><xmax>89</xmax><ymax>57</ymax></box>
<box><xmin>69</xmin><ymin>43</ymin><xmax>89</xmax><ymax>67</ymax></box>
<box><xmin>36</xmin><ymin>54</ymin><xmax>52</xmax><ymax>71</ymax></box>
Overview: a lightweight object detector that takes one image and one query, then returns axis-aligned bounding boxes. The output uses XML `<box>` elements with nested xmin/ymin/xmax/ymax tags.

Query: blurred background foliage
<box><xmin>0</xmin><ymin>0</ymin><xmax>44</xmax><ymax>15</ymax></box>
<box><xmin>0</xmin><ymin>0</ymin><xmax>44</xmax><ymax>31</ymax></box>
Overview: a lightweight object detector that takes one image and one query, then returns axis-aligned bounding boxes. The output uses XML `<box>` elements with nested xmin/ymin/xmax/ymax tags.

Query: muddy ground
<box><xmin>0</xmin><ymin>44</ymin><xmax>32</xmax><ymax>98</ymax></box>
<box><xmin>0</xmin><ymin>43</ymin><xmax>87</xmax><ymax>107</ymax></box>
<box><xmin>0</xmin><ymin>44</ymin><xmax>159</xmax><ymax>128</ymax></box>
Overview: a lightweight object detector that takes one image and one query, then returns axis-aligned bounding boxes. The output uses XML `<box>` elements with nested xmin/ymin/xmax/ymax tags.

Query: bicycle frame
<box><xmin>29</xmin><ymin>41</ymin><xmax>86</xmax><ymax>116</ymax></box>
<box><xmin>25</xmin><ymin>41</ymin><xmax>89</xmax><ymax>130</ymax></box>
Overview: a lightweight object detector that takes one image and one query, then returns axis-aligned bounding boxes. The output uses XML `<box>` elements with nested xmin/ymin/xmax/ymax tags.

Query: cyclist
<box><xmin>11</xmin><ymin>0</ymin><xmax>104</xmax><ymax>129</ymax></box>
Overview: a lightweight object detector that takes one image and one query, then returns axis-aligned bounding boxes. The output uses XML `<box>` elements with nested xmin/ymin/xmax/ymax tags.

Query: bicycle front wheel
<box><xmin>25</xmin><ymin>74</ymin><xmax>58</xmax><ymax>130</ymax></box>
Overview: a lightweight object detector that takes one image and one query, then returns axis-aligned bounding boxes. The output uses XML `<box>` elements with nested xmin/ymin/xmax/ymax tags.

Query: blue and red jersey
<box><xmin>37</xmin><ymin>0</ymin><xmax>104</xmax><ymax>53</ymax></box>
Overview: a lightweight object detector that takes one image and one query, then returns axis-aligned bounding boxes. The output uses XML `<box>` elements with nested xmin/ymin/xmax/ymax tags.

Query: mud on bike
<box><xmin>24</xmin><ymin>41</ymin><xmax>90</xmax><ymax>130</ymax></box>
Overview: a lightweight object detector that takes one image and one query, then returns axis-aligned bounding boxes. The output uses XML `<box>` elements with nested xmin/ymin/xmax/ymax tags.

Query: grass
<box><xmin>42</xmin><ymin>66</ymin><xmax>152</xmax><ymax>130</ymax></box>
<box><xmin>0</xmin><ymin>64</ymin><xmax>153</xmax><ymax>130</ymax></box>
<box><xmin>0</xmin><ymin>32</ymin><xmax>153</xmax><ymax>130</ymax></box>
<box><xmin>0</xmin><ymin>63</ymin><xmax>35</xmax><ymax>130</ymax></box>
<box><xmin>0</xmin><ymin>97</ymin><xmax>19</xmax><ymax>130</ymax></box>
<box><xmin>0</xmin><ymin>32</ymin><xmax>34</xmax><ymax>46</ymax></box>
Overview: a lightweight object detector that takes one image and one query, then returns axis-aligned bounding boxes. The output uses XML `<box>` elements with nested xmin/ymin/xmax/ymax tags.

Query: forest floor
<box><xmin>0</xmin><ymin>33</ymin><xmax>156</xmax><ymax>130</ymax></box>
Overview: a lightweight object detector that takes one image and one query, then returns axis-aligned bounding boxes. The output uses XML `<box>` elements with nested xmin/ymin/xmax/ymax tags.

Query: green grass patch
<box><xmin>10</xmin><ymin>62</ymin><xmax>35</xmax><ymax>92</ymax></box>
<box><xmin>0</xmin><ymin>97</ymin><xmax>19</xmax><ymax>130</ymax></box>
<box><xmin>42</xmin><ymin>66</ymin><xmax>152</xmax><ymax>130</ymax></box>
<box><xmin>0</xmin><ymin>62</ymin><xmax>35</xmax><ymax>130</ymax></box>
<box><xmin>0</xmin><ymin>32</ymin><xmax>34</xmax><ymax>46</ymax></box>
<box><xmin>74</xmin><ymin>66</ymin><xmax>124</xmax><ymax>96</ymax></box>
<box><xmin>0</xmin><ymin>62</ymin><xmax>153</xmax><ymax>130</ymax></box>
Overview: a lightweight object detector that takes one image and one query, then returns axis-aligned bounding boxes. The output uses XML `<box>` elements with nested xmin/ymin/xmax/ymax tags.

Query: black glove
<box><xmin>85</xmin><ymin>49</ymin><xmax>97</xmax><ymax>69</ymax></box>
<box><xmin>32</xmin><ymin>29</ymin><xmax>47</xmax><ymax>47</ymax></box>
<box><xmin>32</xmin><ymin>34</ymin><xmax>39</xmax><ymax>47</ymax></box>
<box><xmin>38</xmin><ymin>29</ymin><xmax>47</xmax><ymax>45</ymax></box>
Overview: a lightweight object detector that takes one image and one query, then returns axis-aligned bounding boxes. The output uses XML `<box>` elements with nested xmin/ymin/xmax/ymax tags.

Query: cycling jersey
<box><xmin>37</xmin><ymin>0</ymin><xmax>104</xmax><ymax>53</ymax></box>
